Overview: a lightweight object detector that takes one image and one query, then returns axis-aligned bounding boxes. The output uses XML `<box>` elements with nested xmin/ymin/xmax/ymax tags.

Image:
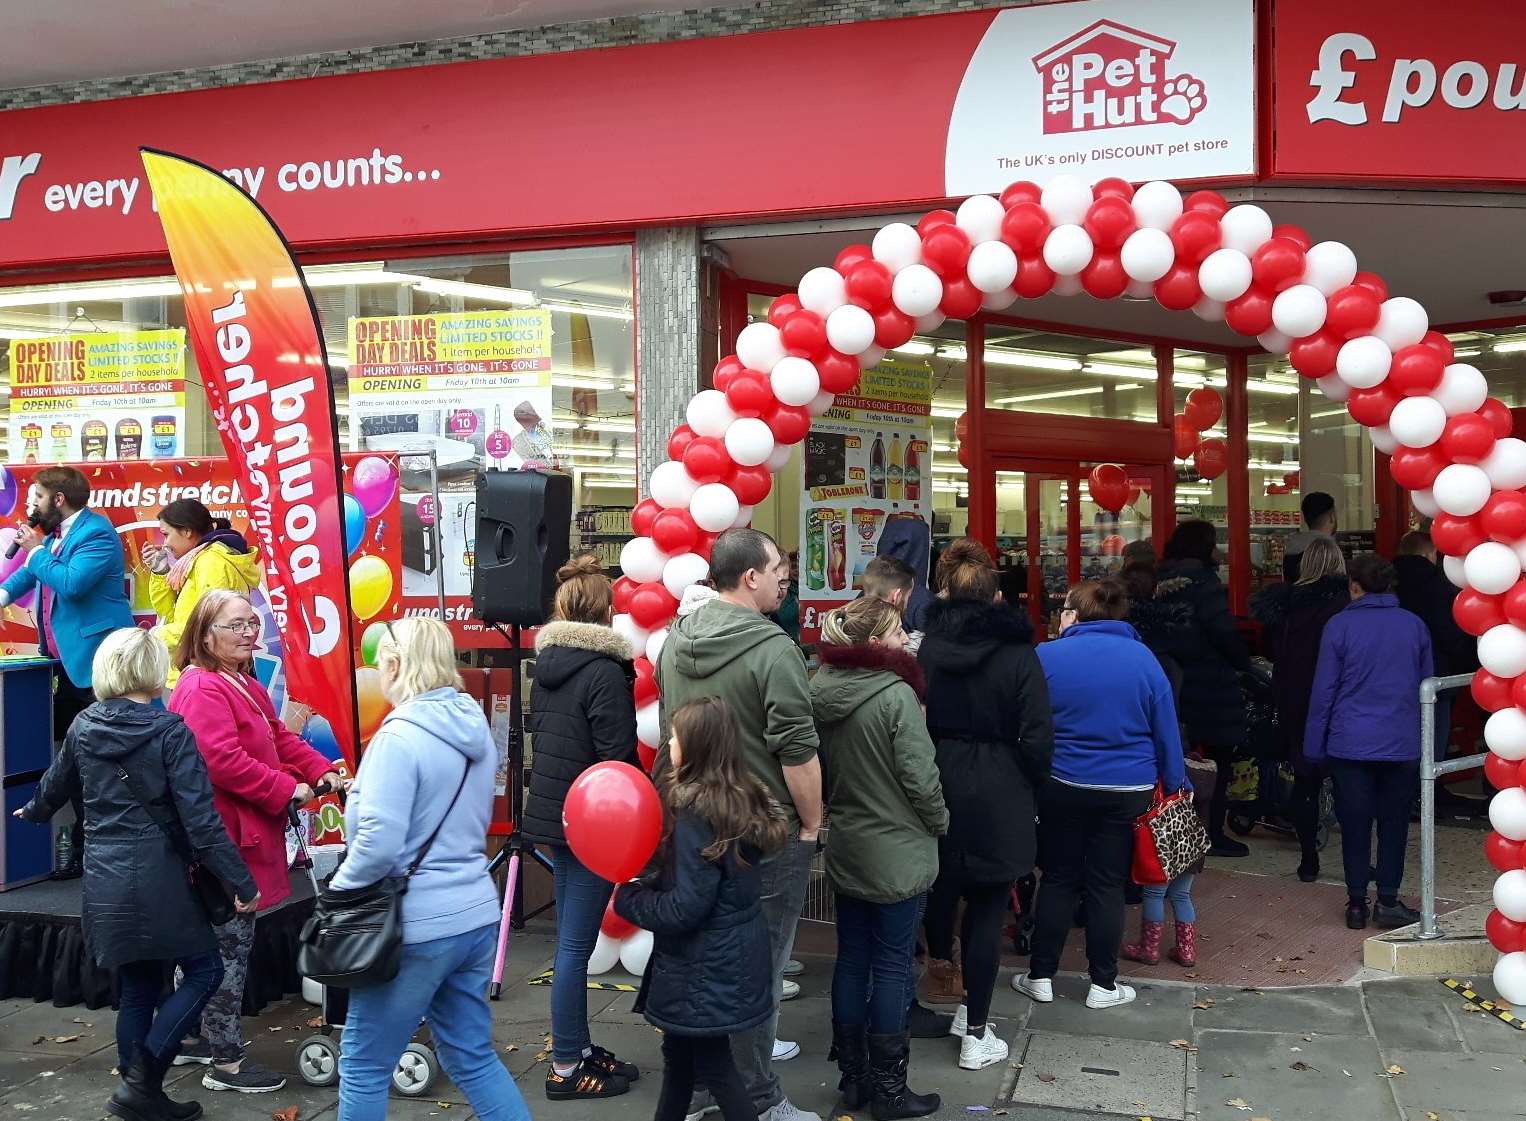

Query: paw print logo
<box><xmin>1160</xmin><ymin>75</ymin><xmax>1207</xmax><ymax>124</ymax></box>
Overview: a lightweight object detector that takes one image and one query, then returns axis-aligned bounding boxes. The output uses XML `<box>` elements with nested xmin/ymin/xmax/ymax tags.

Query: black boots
<box><xmin>867</xmin><ymin>1031</ymin><xmax>940</xmax><ymax>1120</ymax></box>
<box><xmin>905</xmin><ymin>997</ymin><xmax>952</xmax><ymax>1039</ymax></box>
<box><xmin>107</xmin><ymin>1045</ymin><xmax>203</xmax><ymax>1121</ymax></box>
<box><xmin>830</xmin><ymin>1021</ymin><xmax>870</xmax><ymax>1108</ymax></box>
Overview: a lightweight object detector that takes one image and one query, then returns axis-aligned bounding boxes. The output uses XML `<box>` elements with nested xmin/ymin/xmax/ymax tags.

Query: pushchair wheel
<box><xmin>297</xmin><ymin>1034</ymin><xmax>341</xmax><ymax>1087</ymax></box>
<box><xmin>393</xmin><ymin>1043</ymin><xmax>439</xmax><ymax>1097</ymax></box>
<box><xmin>1228</xmin><ymin>813</ymin><xmax>1257</xmax><ymax>837</ymax></box>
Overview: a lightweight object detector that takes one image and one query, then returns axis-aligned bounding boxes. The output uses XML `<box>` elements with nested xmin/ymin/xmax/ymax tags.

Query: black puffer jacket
<box><xmin>615</xmin><ymin>809</ymin><xmax>774</xmax><ymax>1037</ymax></box>
<box><xmin>918</xmin><ymin>598</ymin><xmax>1053</xmax><ymax>882</ymax></box>
<box><xmin>1255</xmin><ymin>575</ymin><xmax>1350</xmax><ymax>772</ymax></box>
<box><xmin>523</xmin><ymin>621</ymin><xmax>638</xmax><ymax>846</ymax></box>
<box><xmin>1152</xmin><ymin>560</ymin><xmax>1254</xmax><ymax>749</ymax></box>
<box><xmin>20</xmin><ymin>700</ymin><xmax>256</xmax><ymax>969</ymax></box>
<box><xmin>1394</xmin><ymin>554</ymin><xmax>1476</xmax><ymax>677</ymax></box>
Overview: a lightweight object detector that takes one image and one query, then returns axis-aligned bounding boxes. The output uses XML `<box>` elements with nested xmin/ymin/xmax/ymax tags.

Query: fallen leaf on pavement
<box><xmin>71</xmin><ymin>1018</ymin><xmax>92</xmax><ymax>1027</ymax></box>
<box><xmin>51</xmin><ymin>1035</ymin><xmax>80</xmax><ymax>1044</ymax></box>
<box><xmin>1169</xmin><ymin>1039</ymin><xmax>1195</xmax><ymax>1051</ymax></box>
<box><xmin>1302</xmin><ymin>1034</ymin><xmax>1314</xmax><ymax>1042</ymax></box>
<box><xmin>306</xmin><ymin>1016</ymin><xmax>323</xmax><ymax>1028</ymax></box>
<box><xmin>1426</xmin><ymin>1113</ymin><xmax>1440</xmax><ymax>1120</ymax></box>
<box><xmin>1290</xmin><ymin>1061</ymin><xmax>1320</xmax><ymax>1072</ymax></box>
<box><xmin>1192</xmin><ymin>1000</ymin><xmax>1215</xmax><ymax>1010</ymax></box>
<box><xmin>1385</xmin><ymin>1064</ymin><xmax>1406</xmax><ymax>1076</ymax></box>
<box><xmin>1342</xmin><ymin>1069</ymin><xmax>1351</xmax><ymax>1077</ymax></box>
<box><xmin>1037</xmin><ymin>1072</ymin><xmax>1057</xmax><ymax>1083</ymax></box>
<box><xmin>1226</xmin><ymin>1098</ymin><xmax>1253</xmax><ymax>1111</ymax></box>
<box><xmin>504</xmin><ymin>1044</ymin><xmax>519</xmax><ymax>1052</ymax></box>
<box><xmin>1221</xmin><ymin>1073</ymin><xmax>1235</xmax><ymax>1079</ymax></box>
<box><xmin>271</xmin><ymin>1108</ymin><xmax>299</xmax><ymax>1121</ymax></box>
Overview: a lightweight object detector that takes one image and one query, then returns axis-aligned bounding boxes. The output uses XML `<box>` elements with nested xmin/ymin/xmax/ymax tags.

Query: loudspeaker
<box><xmin>472</xmin><ymin>470</ymin><xmax>572</xmax><ymax>627</ymax></box>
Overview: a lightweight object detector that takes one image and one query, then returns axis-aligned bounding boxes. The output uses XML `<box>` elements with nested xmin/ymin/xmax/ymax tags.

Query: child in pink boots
<box><xmin>1123</xmin><ymin>756</ymin><xmax>1213</xmax><ymax>968</ymax></box>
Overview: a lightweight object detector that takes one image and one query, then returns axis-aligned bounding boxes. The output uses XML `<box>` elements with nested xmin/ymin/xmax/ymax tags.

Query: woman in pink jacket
<box><xmin>169</xmin><ymin>588</ymin><xmax>339</xmax><ymax>1095</ymax></box>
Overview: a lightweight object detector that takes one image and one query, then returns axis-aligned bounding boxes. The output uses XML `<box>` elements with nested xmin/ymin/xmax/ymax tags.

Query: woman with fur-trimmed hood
<box><xmin>524</xmin><ymin>555</ymin><xmax>642</xmax><ymax>1102</ymax></box>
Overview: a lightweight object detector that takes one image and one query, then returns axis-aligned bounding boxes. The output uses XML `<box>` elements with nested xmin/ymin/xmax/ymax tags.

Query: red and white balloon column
<box><xmin>624</xmin><ymin>173</ymin><xmax>1526</xmax><ymax>1001</ymax></box>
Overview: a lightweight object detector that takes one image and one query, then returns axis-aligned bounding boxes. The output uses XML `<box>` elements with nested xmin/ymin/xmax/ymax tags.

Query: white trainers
<box><xmin>958</xmin><ymin>1025</ymin><xmax>1009</xmax><ymax>1070</ymax></box>
<box><xmin>683</xmin><ymin>1109</ymin><xmax>718</xmax><ymax>1121</ymax></box>
<box><xmin>772</xmin><ymin>1038</ymin><xmax>800</xmax><ymax>1061</ymax></box>
<box><xmin>757</xmin><ymin>1099</ymin><xmax>821</xmax><ymax>1121</ymax></box>
<box><xmin>1012</xmin><ymin>974</ymin><xmax>1054</xmax><ymax>1003</ymax></box>
<box><xmin>783</xmin><ymin>958</ymin><xmax>804</xmax><ymax>977</ymax></box>
<box><xmin>948</xmin><ymin>1003</ymin><xmax>968</xmax><ymax>1036</ymax></box>
<box><xmin>1085</xmin><ymin>982</ymin><xmax>1137</xmax><ymax>1009</ymax></box>
<box><xmin>780</xmin><ymin>979</ymin><xmax>801</xmax><ymax>1001</ymax></box>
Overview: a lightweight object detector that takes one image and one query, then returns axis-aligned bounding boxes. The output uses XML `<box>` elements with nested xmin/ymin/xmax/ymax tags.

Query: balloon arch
<box><xmin>612</xmin><ymin>174</ymin><xmax>1526</xmax><ymax>1001</ymax></box>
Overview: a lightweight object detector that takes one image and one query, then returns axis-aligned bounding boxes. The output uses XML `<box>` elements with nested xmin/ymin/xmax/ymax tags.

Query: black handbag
<box><xmin>298</xmin><ymin>763</ymin><xmax>470</xmax><ymax>989</ymax></box>
<box><xmin>116</xmin><ymin>764</ymin><xmax>237</xmax><ymax>926</ymax></box>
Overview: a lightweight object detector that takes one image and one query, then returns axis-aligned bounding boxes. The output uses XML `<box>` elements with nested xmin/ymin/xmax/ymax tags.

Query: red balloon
<box><xmin>1290</xmin><ymin>328</ymin><xmax>1341</xmax><ymax>378</ymax></box>
<box><xmin>564</xmin><ymin>761</ymin><xmax>662</xmax><ymax>883</ymax></box>
<box><xmin>816</xmin><ymin>349</ymin><xmax>860</xmax><ymax>394</ymax></box>
<box><xmin>765</xmin><ymin>296</ymin><xmax>801</xmax><ymax>329</ymax></box>
<box><xmin>682</xmin><ymin>436</ymin><xmax>733</xmax><ymax>485</ymax></box>
<box><xmin>667</xmin><ymin>425</ymin><xmax>698</xmax><ymax>463</ymax></box>
<box><xmin>999</xmin><ymin>180</ymin><xmax>1043</xmax><ymax>208</ymax></box>
<box><xmin>1080</xmin><ymin>252</ymin><xmax>1129</xmax><ymax>299</ymax></box>
<box><xmin>691</xmin><ymin>531</ymin><xmax>718</xmax><ymax>562</ymax></box>
<box><xmin>921</xmin><ymin>224</ymin><xmax>973</xmax><ymax>278</ymax></box>
<box><xmin>1388</xmin><ymin>345</ymin><xmax>1446</xmax><ymax>398</ymax></box>
<box><xmin>629</xmin><ymin>583</ymin><xmax>679</xmax><ymax>630</ymax></box>
<box><xmin>1184</xmin><ymin>387</ymin><xmax>1224</xmax><ymax>431</ymax></box>
<box><xmin>1486</xmin><ymin>756</ymin><xmax>1525</xmax><ymax>796</ymax></box>
<box><xmin>724</xmin><ymin>370</ymin><xmax>774</xmax><ymax>418</ymax></box>
<box><xmin>845</xmin><ymin>260</ymin><xmax>893</xmax><ymax>309</ymax></box>
<box><xmin>1419</xmin><ymin>330</ymin><xmax>1455</xmax><ymax>363</ymax></box>
<box><xmin>1505</xmin><ymin>580</ymin><xmax>1526</xmax><ymax>627</ymax></box>
<box><xmin>636</xmin><ymin>741</ymin><xmax>657</xmax><ymax>773</ymax></box>
<box><xmin>1433</xmin><ymin>510</ymin><xmax>1487</xmax><ymax>555</ymax></box>
<box><xmin>729</xmin><ymin>464</ymin><xmax>773</xmax><ymax>507</ymax></box>
<box><xmin>765</xmin><ymin>402</ymin><xmax>812</xmax><ymax>445</ymax></box>
<box><xmin>712</xmin><ymin>355</ymin><xmax>746</xmax><ymax>391</ymax></box>
<box><xmin>612</xmin><ymin>575</ymin><xmax>638</xmax><ymax>616</ymax></box>
<box><xmin>916</xmin><ymin>209</ymin><xmax>957</xmax><ymax>236</ymax></box>
<box><xmin>1480</xmin><ymin>397</ymin><xmax>1514</xmax><ymax>439</ymax></box>
<box><xmin>1083</xmin><ymin>196</ymin><xmax>1136</xmax><ymax>251</ymax></box>
<box><xmin>1173</xmin><ymin>415</ymin><xmax>1201</xmax><ymax>459</ymax></box>
<box><xmin>940</xmin><ymin>274</ymin><xmax>985</xmax><ymax>318</ymax></box>
<box><xmin>873</xmin><ymin>305</ymin><xmax>915</xmax><ymax>349</ymax></box>
<box><xmin>1093</xmin><ymin>176</ymin><xmax>1134</xmax><ymax>201</ymax></box>
<box><xmin>1326</xmin><ymin>285</ymin><xmax>1383</xmax><ymax>339</ymax></box>
<box><xmin>1441</xmin><ymin>412</ymin><xmax>1497</xmax><ymax>465</ymax></box>
<box><xmin>1347</xmin><ymin>384</ymin><xmax>1400</xmax><ymax>427</ymax></box>
<box><xmin>1087</xmin><ymin>463</ymin><xmax>1129</xmax><ymax>512</ymax></box>
<box><xmin>1352</xmin><ymin>271</ymin><xmax>1389</xmax><ymax>300</ymax></box>
<box><xmin>1012</xmin><ymin>256</ymin><xmax>1056</xmax><ymax>300</ymax></box>
<box><xmin>1388</xmin><ymin>445</ymin><xmax>1447</xmax><ymax>490</ymax></box>
<box><xmin>1271</xmin><ymin>224</ymin><xmax>1313</xmax><ymax>251</ymax></box>
<box><xmin>833</xmin><ymin>244</ymin><xmax>873</xmax><ymax>276</ymax></box>
<box><xmin>1195</xmin><ymin>438</ymin><xmax>1229</xmax><ymax>480</ymax></box>
<box><xmin>1251</xmin><ymin>238</ymin><xmax>1307</xmax><ymax>293</ymax></box>
<box><xmin>651</xmin><ymin>507</ymin><xmax>699</xmax><ymax>556</ymax></box>
<box><xmin>1455</xmin><ymin>590</ymin><xmax>1507</xmax><ymax>637</ymax></box>
<box><xmin>1001</xmin><ymin>202</ymin><xmax>1052</xmax><ymax>255</ymax></box>
<box><xmin>1185</xmin><ymin>189</ymin><xmax>1229</xmax><ymax>215</ymax></box>
<box><xmin>630</xmin><ymin>500</ymin><xmax>661</xmax><ymax>539</ymax></box>
<box><xmin>1154</xmin><ymin>263</ymin><xmax>1203</xmax><ymax>312</ymax></box>
<box><xmin>1472</xmin><ymin>668</ymin><xmax>1516</xmax><ymax>710</ymax></box>
<box><xmin>601</xmin><ymin>898</ymin><xmax>639</xmax><ymax>941</ymax></box>
<box><xmin>633</xmin><ymin>656</ymin><xmax>657</xmax><ymax>706</ymax></box>
<box><xmin>1487</xmin><ymin>908</ymin><xmax>1526</xmax><ymax>952</ymax></box>
<box><xmin>1225</xmin><ymin>288</ymin><xmax>1275</xmax><ymax>337</ymax></box>
<box><xmin>1169</xmin><ymin>211</ymin><xmax>1222</xmax><ymax>265</ymax></box>
<box><xmin>780</xmin><ymin>310</ymin><xmax>828</xmax><ymax>358</ymax></box>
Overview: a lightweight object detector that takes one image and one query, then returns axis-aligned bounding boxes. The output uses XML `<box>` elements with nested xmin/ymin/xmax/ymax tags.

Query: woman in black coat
<box><xmin>916</xmin><ymin>539</ymin><xmax>1053</xmax><ymax>1072</ymax></box>
<box><xmin>15</xmin><ymin>627</ymin><xmax>255</xmax><ymax>1121</ymax></box>
<box><xmin>523</xmin><ymin>555</ymin><xmax>641</xmax><ymax>1100</ymax></box>
<box><xmin>1152</xmin><ymin>520</ymin><xmax>1254</xmax><ymax>857</ymax></box>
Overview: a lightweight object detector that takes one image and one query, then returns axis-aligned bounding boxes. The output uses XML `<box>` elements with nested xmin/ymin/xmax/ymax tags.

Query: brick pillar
<box><xmin>634</xmin><ymin>226</ymin><xmax>703</xmax><ymax>499</ymax></box>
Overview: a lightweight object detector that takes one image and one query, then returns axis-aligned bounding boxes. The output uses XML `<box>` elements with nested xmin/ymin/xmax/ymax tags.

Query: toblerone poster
<box><xmin>798</xmin><ymin>357</ymin><xmax>934</xmax><ymax>643</ymax></box>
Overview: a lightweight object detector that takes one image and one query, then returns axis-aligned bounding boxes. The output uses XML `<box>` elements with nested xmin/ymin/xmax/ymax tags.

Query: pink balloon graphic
<box><xmin>351</xmin><ymin>456</ymin><xmax>398</xmax><ymax>518</ymax></box>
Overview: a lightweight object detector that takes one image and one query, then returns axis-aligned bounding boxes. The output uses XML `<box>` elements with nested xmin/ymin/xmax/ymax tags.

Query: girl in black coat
<box><xmin>523</xmin><ymin>556</ymin><xmax>641</xmax><ymax>1100</ymax></box>
<box><xmin>16</xmin><ymin>627</ymin><xmax>256</xmax><ymax>1121</ymax></box>
<box><xmin>615</xmin><ymin>697</ymin><xmax>786</xmax><ymax>1121</ymax></box>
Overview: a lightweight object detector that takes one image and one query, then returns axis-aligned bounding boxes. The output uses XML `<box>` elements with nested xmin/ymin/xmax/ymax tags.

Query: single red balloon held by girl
<box><xmin>600</xmin><ymin>898</ymin><xmax>639</xmax><ymax>941</ymax></box>
<box><xmin>563</xmin><ymin>762</ymin><xmax>662</xmax><ymax>884</ymax></box>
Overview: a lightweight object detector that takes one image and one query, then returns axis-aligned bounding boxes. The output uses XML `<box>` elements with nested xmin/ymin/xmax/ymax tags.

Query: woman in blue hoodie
<box><xmin>1014</xmin><ymin>578</ymin><xmax>1186</xmax><ymax>1012</ymax></box>
<box><xmin>332</xmin><ymin>618</ymin><xmax>529</xmax><ymax>1121</ymax></box>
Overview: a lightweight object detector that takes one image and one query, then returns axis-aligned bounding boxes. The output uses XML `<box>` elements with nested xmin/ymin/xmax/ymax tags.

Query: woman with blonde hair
<box><xmin>813</xmin><ymin>596</ymin><xmax>947</xmax><ymax>1117</ymax></box>
<box><xmin>331</xmin><ymin>616</ymin><xmax>529</xmax><ymax>1121</ymax></box>
<box><xmin>523</xmin><ymin>555</ymin><xmax>641</xmax><ymax>1100</ymax></box>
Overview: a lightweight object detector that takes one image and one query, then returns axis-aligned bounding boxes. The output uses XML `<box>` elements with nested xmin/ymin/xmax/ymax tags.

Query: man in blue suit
<box><xmin>1</xmin><ymin>466</ymin><xmax>133</xmax><ymax>876</ymax></box>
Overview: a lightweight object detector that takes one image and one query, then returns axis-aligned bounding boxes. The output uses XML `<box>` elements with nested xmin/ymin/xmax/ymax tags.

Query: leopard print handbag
<box><xmin>1132</xmin><ymin>786</ymin><xmax>1212</xmax><ymax>885</ymax></box>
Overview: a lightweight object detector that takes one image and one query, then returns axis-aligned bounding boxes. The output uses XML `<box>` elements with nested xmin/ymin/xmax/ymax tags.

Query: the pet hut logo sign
<box><xmin>1034</xmin><ymin>19</ymin><xmax>1207</xmax><ymax>134</ymax></box>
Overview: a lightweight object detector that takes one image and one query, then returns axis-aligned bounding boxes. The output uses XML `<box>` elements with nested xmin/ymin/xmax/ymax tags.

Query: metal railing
<box><xmin>1418</xmin><ymin>673</ymin><xmax>1489</xmax><ymax>940</ymax></box>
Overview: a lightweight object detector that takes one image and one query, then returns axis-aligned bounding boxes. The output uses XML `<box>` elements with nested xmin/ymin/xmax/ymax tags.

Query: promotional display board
<box><xmin>7</xmin><ymin>329</ymin><xmax>186</xmax><ymax>463</ymax></box>
<box><xmin>798</xmin><ymin>358</ymin><xmax>934</xmax><ymax>642</ymax></box>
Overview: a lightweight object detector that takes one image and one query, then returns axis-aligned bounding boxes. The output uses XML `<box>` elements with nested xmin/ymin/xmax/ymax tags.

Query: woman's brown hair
<box><xmin>935</xmin><ymin>537</ymin><xmax>999</xmax><ymax>603</ymax></box>
<box><xmin>819</xmin><ymin>596</ymin><xmax>901</xmax><ymax>647</ymax></box>
<box><xmin>175</xmin><ymin>588</ymin><xmax>255</xmax><ymax>672</ymax></box>
<box><xmin>1065</xmin><ymin>577</ymin><xmax>1131</xmax><ymax>622</ymax></box>
<box><xmin>552</xmin><ymin>554</ymin><xmax>613</xmax><ymax>624</ymax></box>
<box><xmin>663</xmin><ymin>697</ymin><xmax>786</xmax><ymax>866</ymax></box>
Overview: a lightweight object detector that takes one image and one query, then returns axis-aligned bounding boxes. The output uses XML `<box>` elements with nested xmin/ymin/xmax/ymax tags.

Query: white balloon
<box><xmin>1271</xmin><ymin>284</ymin><xmax>1328</xmax><ymax>339</ymax></box>
<box><xmin>612</xmin><ymin>613</ymin><xmax>651</xmax><ymax>656</ymax></box>
<box><xmin>1042</xmin><ymin>224</ymin><xmax>1093</xmax><ymax>276</ymax></box>
<box><xmin>1464</xmin><ymin>542</ymin><xmax>1522</xmax><ymax>596</ymax></box>
<box><xmin>636</xmin><ymin>700</ymin><xmax>661</xmax><ymax>748</ymax></box>
<box><xmin>1198</xmin><ymin>248</ymin><xmax>1253</xmax><ymax>302</ymax></box>
<box><xmin>1483</xmin><ymin>438</ymin><xmax>1526</xmax><ymax>490</ymax></box>
<box><xmin>731</xmin><ymin>503</ymin><xmax>753</xmax><ymax>529</ymax></box>
<box><xmin>770</xmin><ymin>356</ymin><xmax>820</xmax><ymax>407</ymax></box>
<box><xmin>649</xmin><ymin>460</ymin><xmax>700</xmax><ymax>509</ymax></box>
<box><xmin>966</xmin><ymin>241</ymin><xmax>1018</xmax><ymax>294</ymax></box>
<box><xmin>1300</xmin><ymin>241</ymin><xmax>1359</xmax><ymax>296</ymax></box>
<box><xmin>690</xmin><ymin>483</ymin><xmax>740</xmax><ymax>533</ymax></box>
<box><xmin>1130</xmin><ymin>180</ymin><xmax>1183</xmax><ymax>231</ymax></box>
<box><xmin>765</xmin><ymin>443</ymin><xmax>793</xmax><ymax>472</ymax></box>
<box><xmin>587</xmin><ymin>932</ymin><xmax>622</xmax><ymax>976</ymax></box>
<box><xmin>982</xmin><ymin>286</ymin><xmax>1019</xmax><ymax>310</ymax></box>
<box><xmin>724</xmin><ymin>417</ymin><xmax>774</xmax><ymax>467</ymax></box>
<box><xmin>955</xmin><ymin>194</ymin><xmax>1005</xmax><ymax>244</ymax></box>
<box><xmin>1220</xmin><ymin>204</ymin><xmax>1274</xmax><ymax>255</ymax></box>
<box><xmin>1370</xmin><ymin>423</ymin><xmax>1398</xmax><ymax>455</ymax></box>
<box><xmin>1041</xmin><ymin>174</ymin><xmax>1093</xmax><ymax>225</ymax></box>
<box><xmin>1494</xmin><ymin>867</ymin><xmax>1526</xmax><ymax>917</ymax></box>
<box><xmin>891</xmin><ymin>263</ymin><xmax>944</xmax><ymax>316</ymax></box>
<box><xmin>1373</xmin><ymin>296</ymin><xmax>1429</xmax><ymax>351</ymax></box>
<box><xmin>735</xmin><ymin>322</ymin><xmax>785</xmax><ymax>373</ymax></box>
<box><xmin>619</xmin><ymin>929</ymin><xmax>655</xmax><ymax>975</ymax></box>
<box><xmin>662</xmin><ymin>551</ymin><xmax>710</xmax><ymax>600</ymax></box>
<box><xmin>619</xmin><ymin>536</ymin><xmax>669</xmax><ymax>583</ymax></box>
<box><xmin>825</xmin><ymin>304</ymin><xmax>876</xmax><ymax>356</ymax></box>
<box><xmin>1410</xmin><ymin>485</ymin><xmax>1439</xmax><ymax>517</ymax></box>
<box><xmin>1433</xmin><ymin>363</ymin><xmax>1490</xmax><ymax>416</ymax></box>
<box><xmin>686</xmin><ymin>389</ymin><xmax>737</xmax><ymax>439</ymax></box>
<box><xmin>1316</xmin><ymin>373</ymin><xmax>1350</xmax><ymax>402</ymax></box>
<box><xmin>1442</xmin><ymin>552</ymin><xmax>1467</xmax><ymax>588</ymax></box>
<box><xmin>1479</xmin><ymin>623</ymin><xmax>1526</xmax><ymax>678</ymax></box>
<box><xmin>1192</xmin><ymin>296</ymin><xmax>1226</xmax><ymax>322</ymax></box>
<box><xmin>859</xmin><ymin>345</ymin><xmax>887</xmax><ymax>368</ymax></box>
<box><xmin>645</xmin><ymin>626</ymin><xmax>669</xmax><ymax>664</ymax></box>
<box><xmin>798</xmin><ymin>266</ymin><xmax>848</xmax><ymax>317</ymax></box>
<box><xmin>1124</xmin><ymin>277</ymin><xmax>1155</xmax><ymax>300</ymax></box>
<box><xmin>1051</xmin><ymin>274</ymin><xmax>1085</xmax><ymax>297</ymax></box>
<box><xmin>914</xmin><ymin>310</ymin><xmax>946</xmax><ymax>333</ymax></box>
<box><xmin>1257</xmin><ymin>328</ymin><xmax>1292</xmax><ymax>355</ymax></box>
<box><xmin>1388</xmin><ymin>395</ymin><xmax>1448</xmax><ymax>449</ymax></box>
<box><xmin>1494</xmin><ymin>951</ymin><xmax>1526</xmax><ymax>1006</ymax></box>
<box><xmin>807</xmin><ymin>389</ymin><xmax>835</xmax><ymax>416</ymax></box>
<box><xmin>1335</xmin><ymin>336</ymin><xmax>1392</xmax><ymax>389</ymax></box>
<box><xmin>1120</xmin><ymin>227</ymin><xmax>1175</xmax><ymax>282</ymax></box>
<box><xmin>871</xmin><ymin>223</ymin><xmax>923</xmax><ymax>272</ymax></box>
<box><xmin>1432</xmin><ymin>463</ymin><xmax>1493</xmax><ymax>517</ymax></box>
<box><xmin>1486</xmin><ymin>708</ymin><xmax>1526</xmax><ymax>761</ymax></box>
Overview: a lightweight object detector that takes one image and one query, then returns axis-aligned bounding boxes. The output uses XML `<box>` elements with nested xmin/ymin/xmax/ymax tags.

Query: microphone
<box><xmin>5</xmin><ymin>514</ymin><xmax>42</xmax><ymax>560</ymax></box>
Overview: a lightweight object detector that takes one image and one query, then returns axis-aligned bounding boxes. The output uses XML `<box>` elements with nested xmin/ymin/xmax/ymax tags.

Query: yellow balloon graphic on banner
<box><xmin>349</xmin><ymin>555</ymin><xmax>393</xmax><ymax>621</ymax></box>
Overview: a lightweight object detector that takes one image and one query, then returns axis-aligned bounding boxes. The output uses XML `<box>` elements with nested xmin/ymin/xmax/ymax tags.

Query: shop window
<box><xmin>982</xmin><ymin>327</ymin><xmax>1159</xmax><ymax>421</ymax></box>
<box><xmin>1447</xmin><ymin>326</ymin><xmax>1526</xmax><ymax>409</ymax></box>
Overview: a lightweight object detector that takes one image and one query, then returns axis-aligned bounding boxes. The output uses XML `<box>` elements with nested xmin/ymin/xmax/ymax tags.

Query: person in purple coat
<box><xmin>1304</xmin><ymin>553</ymin><xmax>1432</xmax><ymax>931</ymax></box>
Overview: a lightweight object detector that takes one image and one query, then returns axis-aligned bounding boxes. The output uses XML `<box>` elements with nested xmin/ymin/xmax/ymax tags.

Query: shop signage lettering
<box><xmin>1034</xmin><ymin>20</ymin><xmax>1207</xmax><ymax>134</ymax></box>
<box><xmin>1307</xmin><ymin>32</ymin><xmax>1526</xmax><ymax>125</ymax></box>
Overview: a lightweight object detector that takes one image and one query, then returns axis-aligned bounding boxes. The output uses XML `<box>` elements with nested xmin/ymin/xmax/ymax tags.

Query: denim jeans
<box><xmin>1141</xmin><ymin>874</ymin><xmax>1197</xmax><ymax>924</ymax></box>
<box><xmin>116</xmin><ymin>952</ymin><xmax>223</xmax><ymax>1070</ymax></box>
<box><xmin>339</xmin><ymin>924</ymin><xmax>530</xmax><ymax>1121</ymax></box>
<box><xmin>831</xmin><ymin>893</ymin><xmax>923</xmax><ymax>1034</ymax></box>
<box><xmin>549</xmin><ymin>845</ymin><xmax>615</xmax><ymax>1063</ymax></box>
<box><xmin>1328</xmin><ymin>757</ymin><xmax>1419</xmax><ymax>901</ymax></box>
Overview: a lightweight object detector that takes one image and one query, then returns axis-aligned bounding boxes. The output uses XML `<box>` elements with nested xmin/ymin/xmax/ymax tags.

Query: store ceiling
<box><xmin>0</xmin><ymin>1</ymin><xmax>753</xmax><ymax>90</ymax></box>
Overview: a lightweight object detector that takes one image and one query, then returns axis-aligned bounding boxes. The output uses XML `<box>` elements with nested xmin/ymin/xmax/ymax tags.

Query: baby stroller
<box><xmin>1225</xmin><ymin>665</ymin><xmax>1334</xmax><ymax>849</ymax></box>
<box><xmin>288</xmin><ymin>791</ymin><xmax>442</xmax><ymax>1098</ymax></box>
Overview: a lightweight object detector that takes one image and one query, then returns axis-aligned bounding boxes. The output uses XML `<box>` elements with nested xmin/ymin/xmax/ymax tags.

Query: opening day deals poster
<box><xmin>798</xmin><ymin>357</ymin><xmax>934</xmax><ymax>643</ymax></box>
<box><xmin>6</xmin><ymin>330</ymin><xmax>186</xmax><ymax>464</ymax></box>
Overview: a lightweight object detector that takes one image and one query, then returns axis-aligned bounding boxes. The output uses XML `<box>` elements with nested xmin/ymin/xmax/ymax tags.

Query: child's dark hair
<box><xmin>663</xmin><ymin>697</ymin><xmax>787</xmax><ymax>866</ymax></box>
